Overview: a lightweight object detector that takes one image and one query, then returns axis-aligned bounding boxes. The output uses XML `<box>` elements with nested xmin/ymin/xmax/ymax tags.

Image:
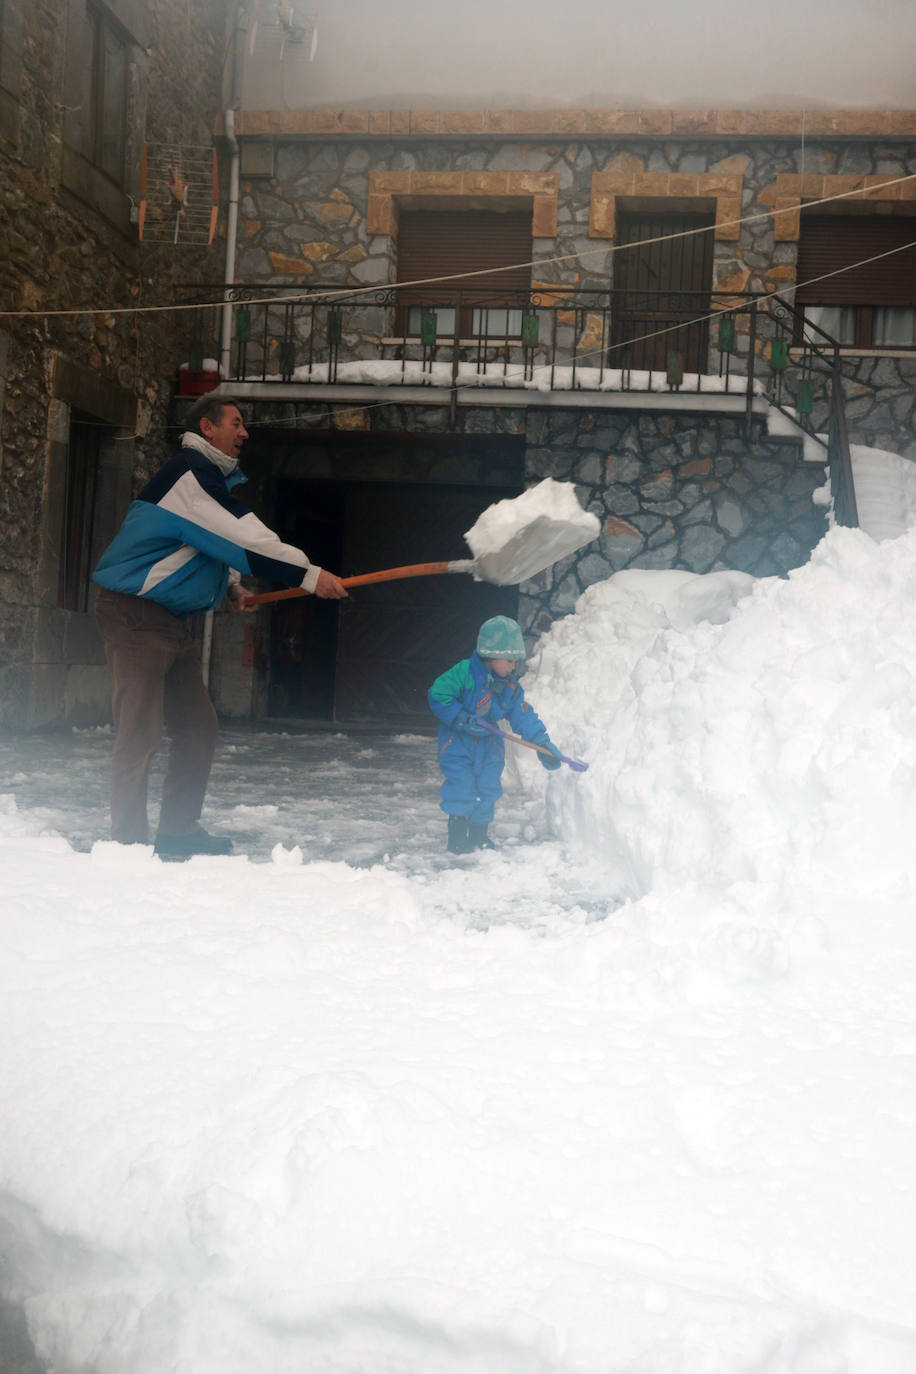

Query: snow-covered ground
<box><xmin>4</xmin><ymin>505</ymin><xmax>916</xmax><ymax>1369</ymax></box>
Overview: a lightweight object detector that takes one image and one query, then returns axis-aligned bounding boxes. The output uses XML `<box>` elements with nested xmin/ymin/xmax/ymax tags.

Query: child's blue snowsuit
<box><xmin>428</xmin><ymin>651</ymin><xmax>552</xmax><ymax>825</ymax></box>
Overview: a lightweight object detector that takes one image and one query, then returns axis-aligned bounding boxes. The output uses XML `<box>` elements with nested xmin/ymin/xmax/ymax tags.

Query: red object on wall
<box><xmin>177</xmin><ymin>369</ymin><xmax>220</xmax><ymax>396</ymax></box>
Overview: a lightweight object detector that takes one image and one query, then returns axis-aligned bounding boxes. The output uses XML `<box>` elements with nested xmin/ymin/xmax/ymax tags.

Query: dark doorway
<box><xmin>335</xmin><ymin>481</ymin><xmax>519</xmax><ymax>722</ymax></box>
<box><xmin>60</xmin><ymin>411</ymin><xmax>102</xmax><ymax>612</ymax></box>
<box><xmin>611</xmin><ymin>206</ymin><xmax>715</xmax><ymax>372</ymax></box>
<box><xmin>266</xmin><ymin>478</ymin><xmax>520</xmax><ymax>724</ymax></box>
<box><xmin>269</xmin><ymin>480</ymin><xmax>346</xmax><ymax>718</ymax></box>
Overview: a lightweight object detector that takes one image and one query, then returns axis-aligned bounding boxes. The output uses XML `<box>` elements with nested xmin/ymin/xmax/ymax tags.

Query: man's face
<box><xmin>201</xmin><ymin>404</ymin><xmax>248</xmax><ymax>459</ymax></box>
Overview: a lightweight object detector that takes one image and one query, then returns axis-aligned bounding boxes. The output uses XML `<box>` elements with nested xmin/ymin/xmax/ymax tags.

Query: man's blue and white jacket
<box><xmin>92</xmin><ymin>433</ymin><xmax>321</xmax><ymax>616</ymax></box>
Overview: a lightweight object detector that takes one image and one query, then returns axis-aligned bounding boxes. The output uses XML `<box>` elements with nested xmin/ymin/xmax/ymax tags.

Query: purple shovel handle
<box><xmin>474</xmin><ymin>718</ymin><xmax>589</xmax><ymax>772</ymax></box>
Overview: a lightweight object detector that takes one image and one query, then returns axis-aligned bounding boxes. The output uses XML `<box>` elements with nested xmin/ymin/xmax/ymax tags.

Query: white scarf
<box><xmin>181</xmin><ymin>431</ymin><xmax>239</xmax><ymax>477</ymax></box>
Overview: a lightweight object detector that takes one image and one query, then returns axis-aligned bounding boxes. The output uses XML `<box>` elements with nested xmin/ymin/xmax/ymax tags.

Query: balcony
<box><xmin>184</xmin><ymin>286</ymin><xmax>839</xmax><ymax>420</ymax></box>
<box><xmin>178</xmin><ymin>284</ymin><xmax>857</xmax><ymax>524</ymax></box>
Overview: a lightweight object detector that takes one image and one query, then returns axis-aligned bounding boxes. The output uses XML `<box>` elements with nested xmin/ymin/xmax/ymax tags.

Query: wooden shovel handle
<box><xmin>476</xmin><ymin>719</ymin><xmax>551</xmax><ymax>758</ymax></box>
<box><xmin>249</xmin><ymin>561</ymin><xmax>451</xmax><ymax>606</ymax></box>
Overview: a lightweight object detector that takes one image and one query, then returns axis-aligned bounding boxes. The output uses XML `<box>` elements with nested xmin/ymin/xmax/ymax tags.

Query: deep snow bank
<box><xmin>523</xmin><ymin>525</ymin><xmax>916</xmax><ymax>905</ymax></box>
<box><xmin>4</xmin><ymin>524</ymin><xmax>916</xmax><ymax>1374</ymax></box>
<box><xmin>850</xmin><ymin>443</ymin><xmax>916</xmax><ymax>541</ymax></box>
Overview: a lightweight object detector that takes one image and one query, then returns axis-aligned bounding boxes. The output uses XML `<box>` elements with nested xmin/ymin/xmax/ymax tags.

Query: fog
<box><xmin>241</xmin><ymin>0</ymin><xmax>916</xmax><ymax>111</ymax></box>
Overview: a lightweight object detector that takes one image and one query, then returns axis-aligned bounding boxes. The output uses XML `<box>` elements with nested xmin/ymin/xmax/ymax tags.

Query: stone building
<box><xmin>2</xmin><ymin>0</ymin><xmax>914</xmax><ymax>729</ymax></box>
<box><xmin>0</xmin><ymin>0</ymin><xmax>225</xmax><ymax>727</ymax></box>
<box><xmin>187</xmin><ymin>103</ymin><xmax>915</xmax><ymax>724</ymax></box>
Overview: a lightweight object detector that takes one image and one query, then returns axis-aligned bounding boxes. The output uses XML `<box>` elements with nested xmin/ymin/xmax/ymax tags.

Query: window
<box><xmin>60</xmin><ymin>0</ymin><xmax>147</xmax><ymax>228</ymax></box>
<box><xmin>396</xmin><ymin>210</ymin><xmax>532</xmax><ymax>340</ymax></box>
<box><xmin>69</xmin><ymin>2</ymin><xmax>129</xmax><ymax>184</ymax></box>
<box><xmin>611</xmin><ymin>206</ymin><xmax>715</xmax><ymax>372</ymax></box>
<box><xmin>796</xmin><ymin>215</ymin><xmax>916</xmax><ymax>349</ymax></box>
<box><xmin>60</xmin><ymin>413</ymin><xmax>102</xmax><ymax>612</ymax></box>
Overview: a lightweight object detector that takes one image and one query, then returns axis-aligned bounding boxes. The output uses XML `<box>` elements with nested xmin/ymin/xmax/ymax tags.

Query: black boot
<box><xmin>468</xmin><ymin>823</ymin><xmax>496</xmax><ymax>850</ymax></box>
<box><xmin>447</xmin><ymin>815</ymin><xmax>472</xmax><ymax>854</ymax></box>
<box><xmin>154</xmin><ymin>825</ymin><xmax>234</xmax><ymax>861</ymax></box>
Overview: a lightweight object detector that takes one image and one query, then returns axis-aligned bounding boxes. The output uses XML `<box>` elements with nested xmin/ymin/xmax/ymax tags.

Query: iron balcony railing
<box><xmin>179</xmin><ymin>283</ymin><xmax>857</xmax><ymax>525</ymax></box>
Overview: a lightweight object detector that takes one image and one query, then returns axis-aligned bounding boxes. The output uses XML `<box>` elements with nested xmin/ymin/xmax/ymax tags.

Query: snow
<box><xmin>178</xmin><ymin>359</ymin><xmax>223</xmax><ymax>375</ymax></box>
<box><xmin>851</xmin><ymin>444</ymin><xmax>916</xmax><ymax>541</ymax></box>
<box><xmin>763</xmin><ymin>403</ymin><xmax>829</xmax><ymax>464</ymax></box>
<box><xmin>4</xmin><ymin>512</ymin><xmax>916</xmax><ymax>1368</ymax></box>
<box><xmin>463</xmin><ymin>478</ymin><xmax>601</xmax><ymax>584</ymax></box>
<box><xmin>274</xmin><ymin>357</ymin><xmax>767</xmax><ymax>395</ymax></box>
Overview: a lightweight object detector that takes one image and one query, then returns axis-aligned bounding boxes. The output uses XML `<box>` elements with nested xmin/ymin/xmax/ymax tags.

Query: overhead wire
<box><xmin>2</xmin><ymin>172</ymin><xmax>915</xmax><ymax>322</ymax></box>
<box><xmin>198</xmin><ymin>234</ymin><xmax>916</xmax><ymax>434</ymax></box>
<box><xmin>54</xmin><ymin>169</ymin><xmax>916</xmax><ymax>433</ymax></box>
<box><xmin>76</xmin><ymin>232</ymin><xmax>916</xmax><ymax>436</ymax></box>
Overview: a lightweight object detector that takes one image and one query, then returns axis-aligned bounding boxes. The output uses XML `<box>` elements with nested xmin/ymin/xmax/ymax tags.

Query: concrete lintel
<box><xmin>222</xmin><ymin>382</ymin><xmax>769</xmax><ymax>417</ymax></box>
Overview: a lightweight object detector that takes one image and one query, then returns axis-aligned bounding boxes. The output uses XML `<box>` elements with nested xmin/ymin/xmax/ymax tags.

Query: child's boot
<box><xmin>447</xmin><ymin>815</ymin><xmax>472</xmax><ymax>854</ymax></box>
<box><xmin>468</xmin><ymin>822</ymin><xmax>496</xmax><ymax>850</ymax></box>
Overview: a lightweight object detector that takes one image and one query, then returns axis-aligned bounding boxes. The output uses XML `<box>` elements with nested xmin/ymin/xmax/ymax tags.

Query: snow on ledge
<box><xmin>243</xmin><ymin>358</ymin><xmax>766</xmax><ymax>396</ymax></box>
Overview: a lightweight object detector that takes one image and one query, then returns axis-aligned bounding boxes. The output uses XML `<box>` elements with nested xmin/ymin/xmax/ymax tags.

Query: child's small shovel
<box><xmin>474</xmin><ymin>718</ymin><xmax>589</xmax><ymax>772</ymax></box>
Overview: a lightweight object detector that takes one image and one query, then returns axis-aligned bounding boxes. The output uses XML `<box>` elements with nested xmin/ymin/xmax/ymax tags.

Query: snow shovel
<box><xmin>248</xmin><ymin>478</ymin><xmax>599</xmax><ymax>606</ymax></box>
<box><xmin>475</xmin><ymin>717</ymin><xmax>589</xmax><ymax>772</ymax></box>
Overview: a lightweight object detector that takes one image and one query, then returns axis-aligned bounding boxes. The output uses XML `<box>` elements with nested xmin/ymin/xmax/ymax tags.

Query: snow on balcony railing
<box><xmin>245</xmin><ymin>358</ymin><xmax>768</xmax><ymax>395</ymax></box>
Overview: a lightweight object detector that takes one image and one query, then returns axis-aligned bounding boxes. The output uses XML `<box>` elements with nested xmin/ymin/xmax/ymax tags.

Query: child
<box><xmin>428</xmin><ymin>615</ymin><xmax>562</xmax><ymax>854</ymax></box>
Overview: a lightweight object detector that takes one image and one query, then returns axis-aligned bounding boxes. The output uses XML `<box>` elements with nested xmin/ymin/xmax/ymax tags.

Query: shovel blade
<box><xmin>464</xmin><ymin>478</ymin><xmax>600</xmax><ymax>585</ymax></box>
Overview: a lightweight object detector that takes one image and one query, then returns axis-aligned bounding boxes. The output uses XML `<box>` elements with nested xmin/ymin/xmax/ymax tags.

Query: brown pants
<box><xmin>94</xmin><ymin>588</ymin><xmax>218</xmax><ymax>843</ymax></box>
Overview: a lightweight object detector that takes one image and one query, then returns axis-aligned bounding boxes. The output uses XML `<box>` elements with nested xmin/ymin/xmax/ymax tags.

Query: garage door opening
<box><xmin>267</xmin><ymin>477</ymin><xmax>520</xmax><ymax>725</ymax></box>
<box><xmin>269</xmin><ymin>480</ymin><xmax>346</xmax><ymax>719</ymax></box>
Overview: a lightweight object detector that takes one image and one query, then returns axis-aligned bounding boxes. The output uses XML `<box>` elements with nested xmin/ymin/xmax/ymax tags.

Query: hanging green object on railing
<box><xmin>421</xmin><ymin>308</ymin><xmax>437</xmax><ymax>347</ymax></box>
<box><xmin>188</xmin><ymin>339</ymin><xmax>204</xmax><ymax>373</ymax></box>
<box><xmin>771</xmin><ymin>338</ymin><xmax>789</xmax><ymax>370</ymax></box>
<box><xmin>717</xmin><ymin>316</ymin><xmax>735</xmax><ymax>353</ymax></box>
<box><xmin>235</xmin><ymin>306</ymin><xmax>251</xmax><ymax>343</ymax></box>
<box><xmin>797</xmin><ymin>378</ymin><xmax>814</xmax><ymax>414</ymax></box>
<box><xmin>666</xmin><ymin>351</ymin><xmax>684</xmax><ymax>386</ymax></box>
<box><xmin>326</xmin><ymin>310</ymin><xmax>342</xmax><ymax>346</ymax></box>
<box><xmin>521</xmin><ymin>311</ymin><xmax>539</xmax><ymax>347</ymax></box>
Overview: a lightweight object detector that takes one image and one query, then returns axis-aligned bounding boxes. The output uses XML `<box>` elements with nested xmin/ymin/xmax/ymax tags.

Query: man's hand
<box><xmin>227</xmin><ymin>583</ymin><xmax>258</xmax><ymax>614</ymax></box>
<box><xmin>314</xmin><ymin>569</ymin><xmax>348</xmax><ymax>599</ymax></box>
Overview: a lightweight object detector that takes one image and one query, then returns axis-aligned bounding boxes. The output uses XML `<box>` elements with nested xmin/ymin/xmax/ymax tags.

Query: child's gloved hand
<box><xmin>535</xmin><ymin>735</ymin><xmax>563</xmax><ymax>769</ymax></box>
<box><xmin>456</xmin><ymin>712</ymin><xmax>489</xmax><ymax>737</ymax></box>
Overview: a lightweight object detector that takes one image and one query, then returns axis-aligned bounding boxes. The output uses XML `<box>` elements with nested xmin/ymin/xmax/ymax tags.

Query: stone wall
<box><xmin>519</xmin><ymin>408</ymin><xmax>827</xmax><ymax>635</ymax></box>
<box><xmin>0</xmin><ymin>0</ymin><xmax>226</xmax><ymax>727</ymax></box>
<box><xmin>780</xmin><ymin>354</ymin><xmax>916</xmax><ymax>461</ymax></box>
<box><xmin>230</xmin><ymin>122</ymin><xmax>916</xmax><ymax>459</ymax></box>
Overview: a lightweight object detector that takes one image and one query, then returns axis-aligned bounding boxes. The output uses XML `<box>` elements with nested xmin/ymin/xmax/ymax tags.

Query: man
<box><xmin>92</xmin><ymin>394</ymin><xmax>347</xmax><ymax>859</ymax></box>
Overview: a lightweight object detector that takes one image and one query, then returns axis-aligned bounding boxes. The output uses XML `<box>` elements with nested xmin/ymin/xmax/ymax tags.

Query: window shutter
<box><xmin>611</xmin><ymin>209</ymin><xmax>715</xmax><ymax>372</ymax></box>
<box><xmin>796</xmin><ymin>215</ymin><xmax>916</xmax><ymax>305</ymax></box>
<box><xmin>396</xmin><ymin>211</ymin><xmax>532</xmax><ymax>307</ymax></box>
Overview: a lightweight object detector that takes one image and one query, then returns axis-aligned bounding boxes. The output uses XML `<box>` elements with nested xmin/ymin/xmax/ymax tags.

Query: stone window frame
<box><xmin>40</xmin><ymin>357</ymin><xmax>137</xmax><ymax>616</ymax></box>
<box><xmin>769</xmin><ymin>172</ymin><xmax>916</xmax><ymax>353</ymax></box>
<box><xmin>588</xmin><ymin>171</ymin><xmax>744</xmax><ymax>242</ymax></box>
<box><xmin>367</xmin><ymin>170</ymin><xmax>559</xmax><ymax>240</ymax></box>
<box><xmin>769</xmin><ymin>171</ymin><xmax>916</xmax><ymax>242</ymax></box>
<box><xmin>60</xmin><ymin>0</ymin><xmax>150</xmax><ymax>235</ymax></box>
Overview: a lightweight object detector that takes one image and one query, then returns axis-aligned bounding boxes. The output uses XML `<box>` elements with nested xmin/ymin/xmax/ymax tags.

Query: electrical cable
<box><xmin>76</xmin><ymin>229</ymin><xmax>916</xmax><ymax>436</ymax></box>
<box><xmin>2</xmin><ymin>172</ymin><xmax>914</xmax><ymax>322</ymax></box>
